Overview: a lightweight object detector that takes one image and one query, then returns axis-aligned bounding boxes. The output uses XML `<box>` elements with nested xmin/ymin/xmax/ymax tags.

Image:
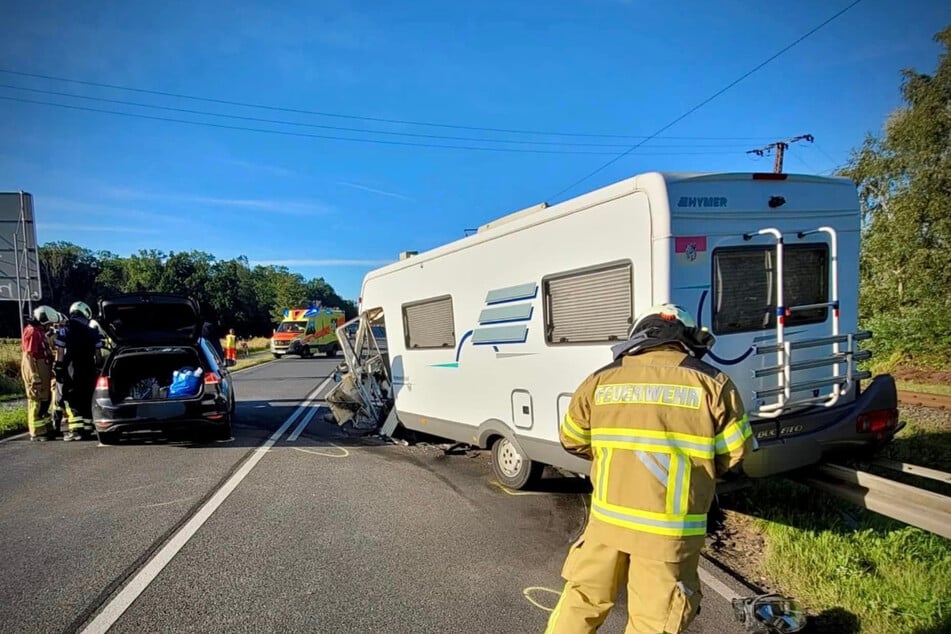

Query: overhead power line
<box><xmin>0</xmin><ymin>83</ymin><xmax>758</xmax><ymax>149</ymax></box>
<box><xmin>547</xmin><ymin>0</ymin><xmax>865</xmax><ymax>200</ymax></box>
<box><xmin>0</xmin><ymin>95</ymin><xmax>751</xmax><ymax>157</ymax></box>
<box><xmin>0</xmin><ymin>67</ymin><xmax>784</xmax><ymax>142</ymax></box>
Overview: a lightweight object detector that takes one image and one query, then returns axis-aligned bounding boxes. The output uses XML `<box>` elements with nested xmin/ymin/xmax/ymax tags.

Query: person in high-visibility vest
<box><xmin>545</xmin><ymin>304</ymin><xmax>757</xmax><ymax>634</ymax></box>
<box><xmin>224</xmin><ymin>329</ymin><xmax>237</xmax><ymax>366</ymax></box>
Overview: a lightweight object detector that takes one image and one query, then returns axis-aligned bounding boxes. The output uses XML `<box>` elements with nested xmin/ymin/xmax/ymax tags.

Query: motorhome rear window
<box><xmin>402</xmin><ymin>296</ymin><xmax>456</xmax><ymax>349</ymax></box>
<box><xmin>544</xmin><ymin>261</ymin><xmax>633</xmax><ymax>345</ymax></box>
<box><xmin>712</xmin><ymin>244</ymin><xmax>829</xmax><ymax>334</ymax></box>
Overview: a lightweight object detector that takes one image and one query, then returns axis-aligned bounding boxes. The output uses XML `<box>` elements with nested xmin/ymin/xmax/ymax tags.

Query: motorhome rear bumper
<box><xmin>741</xmin><ymin>374</ymin><xmax>900</xmax><ymax>478</ymax></box>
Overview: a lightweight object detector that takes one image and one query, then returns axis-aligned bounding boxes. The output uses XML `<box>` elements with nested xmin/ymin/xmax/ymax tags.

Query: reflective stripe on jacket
<box><xmin>560</xmin><ymin>345</ymin><xmax>755</xmax><ymax>560</ymax></box>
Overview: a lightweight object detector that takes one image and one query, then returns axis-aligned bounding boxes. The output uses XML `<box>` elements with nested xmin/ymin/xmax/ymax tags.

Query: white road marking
<box><xmin>292</xmin><ymin>445</ymin><xmax>350</xmax><ymax>458</ymax></box>
<box><xmin>79</xmin><ymin>380</ymin><xmax>327</xmax><ymax>634</ymax></box>
<box><xmin>286</xmin><ymin>376</ymin><xmax>333</xmax><ymax>442</ymax></box>
<box><xmin>523</xmin><ymin>586</ymin><xmax>560</xmax><ymax>612</ymax></box>
<box><xmin>698</xmin><ymin>565</ymin><xmax>741</xmax><ymax>601</ymax></box>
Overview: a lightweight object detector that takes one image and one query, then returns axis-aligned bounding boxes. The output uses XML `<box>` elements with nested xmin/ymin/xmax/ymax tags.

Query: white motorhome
<box><xmin>339</xmin><ymin>171</ymin><xmax>900</xmax><ymax>489</ymax></box>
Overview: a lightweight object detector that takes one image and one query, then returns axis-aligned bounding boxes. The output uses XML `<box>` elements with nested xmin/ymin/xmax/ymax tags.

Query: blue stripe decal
<box><xmin>454</xmin><ymin>330</ymin><xmax>474</xmax><ymax>363</ymax></box>
<box><xmin>472</xmin><ymin>325</ymin><xmax>528</xmax><ymax>345</ymax></box>
<box><xmin>635</xmin><ymin>450</ymin><xmax>668</xmax><ymax>485</ymax></box>
<box><xmin>478</xmin><ymin>304</ymin><xmax>534</xmax><ymax>325</ymax></box>
<box><xmin>485</xmin><ymin>283</ymin><xmax>538</xmax><ymax>305</ymax></box>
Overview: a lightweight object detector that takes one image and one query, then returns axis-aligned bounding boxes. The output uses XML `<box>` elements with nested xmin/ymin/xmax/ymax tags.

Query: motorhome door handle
<box><xmin>522</xmin><ymin>406</ymin><xmax>530</xmax><ymax>415</ymax></box>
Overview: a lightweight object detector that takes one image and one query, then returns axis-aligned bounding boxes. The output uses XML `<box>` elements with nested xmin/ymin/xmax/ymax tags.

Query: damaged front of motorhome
<box><xmin>326</xmin><ymin>171</ymin><xmax>901</xmax><ymax>488</ymax></box>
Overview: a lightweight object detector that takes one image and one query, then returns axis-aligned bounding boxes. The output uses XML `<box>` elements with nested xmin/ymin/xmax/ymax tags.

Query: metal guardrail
<box><xmin>798</xmin><ymin>463</ymin><xmax>951</xmax><ymax>540</ymax></box>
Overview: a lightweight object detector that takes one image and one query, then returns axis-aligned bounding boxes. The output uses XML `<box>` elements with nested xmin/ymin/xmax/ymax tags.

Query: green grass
<box><xmin>724</xmin><ymin>416</ymin><xmax>951</xmax><ymax>634</ymax></box>
<box><xmin>1</xmin><ymin>340</ymin><xmax>22</xmax><ymax>398</ymax></box>
<box><xmin>0</xmin><ymin>407</ymin><xmax>27</xmax><ymax>439</ymax></box>
<box><xmin>229</xmin><ymin>350</ymin><xmax>275</xmax><ymax>372</ymax></box>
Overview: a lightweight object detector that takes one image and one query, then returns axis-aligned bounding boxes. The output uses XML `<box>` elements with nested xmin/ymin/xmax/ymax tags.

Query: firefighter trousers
<box><xmin>21</xmin><ymin>353</ymin><xmax>52</xmax><ymax>437</ymax></box>
<box><xmin>544</xmin><ymin>536</ymin><xmax>702</xmax><ymax>634</ymax></box>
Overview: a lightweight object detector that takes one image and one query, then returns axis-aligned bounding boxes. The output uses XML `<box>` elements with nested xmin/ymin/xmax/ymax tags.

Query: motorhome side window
<box><xmin>713</xmin><ymin>244</ymin><xmax>829</xmax><ymax>334</ymax></box>
<box><xmin>402</xmin><ymin>296</ymin><xmax>456</xmax><ymax>349</ymax></box>
<box><xmin>544</xmin><ymin>261</ymin><xmax>633</xmax><ymax>344</ymax></box>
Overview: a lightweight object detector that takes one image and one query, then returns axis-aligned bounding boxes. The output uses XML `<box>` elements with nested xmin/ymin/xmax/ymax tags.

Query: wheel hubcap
<box><xmin>497</xmin><ymin>439</ymin><xmax>523</xmax><ymax>478</ymax></box>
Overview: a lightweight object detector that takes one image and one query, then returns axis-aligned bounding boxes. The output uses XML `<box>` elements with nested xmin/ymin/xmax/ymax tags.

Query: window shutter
<box><xmin>548</xmin><ymin>264</ymin><xmax>632</xmax><ymax>344</ymax></box>
<box><xmin>404</xmin><ymin>297</ymin><xmax>455</xmax><ymax>348</ymax></box>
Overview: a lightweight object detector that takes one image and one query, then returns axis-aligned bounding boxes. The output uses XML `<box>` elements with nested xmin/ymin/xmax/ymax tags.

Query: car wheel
<box><xmin>210</xmin><ymin>419</ymin><xmax>233</xmax><ymax>441</ymax></box>
<box><xmin>96</xmin><ymin>430</ymin><xmax>120</xmax><ymax>445</ymax></box>
<box><xmin>491</xmin><ymin>436</ymin><xmax>543</xmax><ymax>490</ymax></box>
<box><xmin>273</xmin><ymin>353</ymin><xmax>281</xmax><ymax>359</ymax></box>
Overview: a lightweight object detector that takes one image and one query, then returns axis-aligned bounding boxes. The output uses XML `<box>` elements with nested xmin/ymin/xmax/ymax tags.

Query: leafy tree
<box><xmin>37</xmin><ymin>242</ymin><xmax>101</xmax><ymax>310</ymax></box>
<box><xmin>1</xmin><ymin>244</ymin><xmax>356</xmax><ymax>337</ymax></box>
<box><xmin>840</xmin><ymin>25</ymin><xmax>951</xmax><ymax>362</ymax></box>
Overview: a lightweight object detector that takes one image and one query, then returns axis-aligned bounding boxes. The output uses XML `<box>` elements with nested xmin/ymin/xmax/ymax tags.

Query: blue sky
<box><xmin>1</xmin><ymin>0</ymin><xmax>949</xmax><ymax>302</ymax></box>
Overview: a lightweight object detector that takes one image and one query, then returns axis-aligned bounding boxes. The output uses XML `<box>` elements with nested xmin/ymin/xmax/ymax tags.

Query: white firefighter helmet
<box><xmin>32</xmin><ymin>305</ymin><xmax>59</xmax><ymax>325</ymax></box>
<box><xmin>69</xmin><ymin>301</ymin><xmax>93</xmax><ymax>320</ymax></box>
<box><xmin>630</xmin><ymin>303</ymin><xmax>698</xmax><ymax>336</ymax></box>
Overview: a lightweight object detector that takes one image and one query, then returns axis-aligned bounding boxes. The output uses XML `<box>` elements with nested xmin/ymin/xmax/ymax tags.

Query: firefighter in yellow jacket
<box><xmin>545</xmin><ymin>304</ymin><xmax>756</xmax><ymax>634</ymax></box>
<box><xmin>20</xmin><ymin>306</ymin><xmax>59</xmax><ymax>441</ymax></box>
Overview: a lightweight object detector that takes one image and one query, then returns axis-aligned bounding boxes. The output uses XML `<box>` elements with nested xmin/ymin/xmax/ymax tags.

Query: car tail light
<box><xmin>204</xmin><ymin>372</ymin><xmax>220</xmax><ymax>385</ymax></box>
<box><xmin>856</xmin><ymin>409</ymin><xmax>898</xmax><ymax>433</ymax></box>
<box><xmin>95</xmin><ymin>376</ymin><xmax>109</xmax><ymax>390</ymax></box>
<box><xmin>753</xmin><ymin>173</ymin><xmax>788</xmax><ymax>180</ymax></box>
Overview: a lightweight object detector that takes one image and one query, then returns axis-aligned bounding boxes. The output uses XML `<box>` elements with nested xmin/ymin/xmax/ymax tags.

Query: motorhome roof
<box><xmin>365</xmin><ymin>170</ymin><xmax>854</xmax><ymax>281</ymax></box>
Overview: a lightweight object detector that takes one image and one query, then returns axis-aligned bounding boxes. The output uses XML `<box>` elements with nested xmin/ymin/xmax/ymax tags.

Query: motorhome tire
<box><xmin>326</xmin><ymin>345</ymin><xmax>337</xmax><ymax>358</ymax></box>
<box><xmin>272</xmin><ymin>353</ymin><xmax>281</xmax><ymax>359</ymax></box>
<box><xmin>491</xmin><ymin>436</ymin><xmax>543</xmax><ymax>490</ymax></box>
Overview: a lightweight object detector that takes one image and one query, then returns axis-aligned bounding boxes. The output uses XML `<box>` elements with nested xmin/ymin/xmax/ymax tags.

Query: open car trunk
<box><xmin>108</xmin><ymin>347</ymin><xmax>206</xmax><ymax>402</ymax></box>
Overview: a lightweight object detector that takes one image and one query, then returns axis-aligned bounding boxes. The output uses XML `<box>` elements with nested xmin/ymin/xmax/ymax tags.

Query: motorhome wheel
<box><xmin>491</xmin><ymin>436</ymin><xmax>543</xmax><ymax>490</ymax></box>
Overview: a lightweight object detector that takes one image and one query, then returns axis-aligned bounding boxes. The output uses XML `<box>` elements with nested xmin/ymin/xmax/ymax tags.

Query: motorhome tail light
<box><xmin>856</xmin><ymin>409</ymin><xmax>898</xmax><ymax>433</ymax></box>
<box><xmin>752</xmin><ymin>173</ymin><xmax>788</xmax><ymax>180</ymax></box>
<box><xmin>204</xmin><ymin>372</ymin><xmax>221</xmax><ymax>385</ymax></box>
<box><xmin>95</xmin><ymin>376</ymin><xmax>109</xmax><ymax>390</ymax></box>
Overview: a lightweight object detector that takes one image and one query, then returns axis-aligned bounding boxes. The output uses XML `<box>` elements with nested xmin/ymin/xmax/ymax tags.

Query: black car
<box><xmin>92</xmin><ymin>293</ymin><xmax>236</xmax><ymax>444</ymax></box>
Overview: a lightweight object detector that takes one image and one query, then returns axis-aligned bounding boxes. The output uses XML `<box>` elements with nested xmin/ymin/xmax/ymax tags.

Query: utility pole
<box><xmin>747</xmin><ymin>134</ymin><xmax>814</xmax><ymax>173</ymax></box>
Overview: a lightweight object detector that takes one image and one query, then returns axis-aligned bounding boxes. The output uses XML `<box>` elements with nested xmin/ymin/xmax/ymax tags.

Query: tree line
<box><xmin>840</xmin><ymin>25</ymin><xmax>951</xmax><ymax>366</ymax></box>
<box><xmin>0</xmin><ymin>244</ymin><xmax>357</xmax><ymax>338</ymax></box>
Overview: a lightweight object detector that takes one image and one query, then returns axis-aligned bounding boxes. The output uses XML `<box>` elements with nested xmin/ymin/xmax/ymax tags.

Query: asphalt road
<box><xmin>0</xmin><ymin>358</ymin><xmax>753</xmax><ymax>633</ymax></box>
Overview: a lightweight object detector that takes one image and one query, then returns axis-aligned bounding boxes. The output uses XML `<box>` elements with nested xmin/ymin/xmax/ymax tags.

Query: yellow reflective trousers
<box><xmin>545</xmin><ymin>534</ymin><xmax>702</xmax><ymax>634</ymax></box>
<box><xmin>21</xmin><ymin>351</ymin><xmax>52</xmax><ymax>437</ymax></box>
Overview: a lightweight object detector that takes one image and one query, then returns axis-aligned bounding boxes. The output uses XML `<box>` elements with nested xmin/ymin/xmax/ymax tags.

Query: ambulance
<box><xmin>270</xmin><ymin>305</ymin><xmax>345</xmax><ymax>358</ymax></box>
